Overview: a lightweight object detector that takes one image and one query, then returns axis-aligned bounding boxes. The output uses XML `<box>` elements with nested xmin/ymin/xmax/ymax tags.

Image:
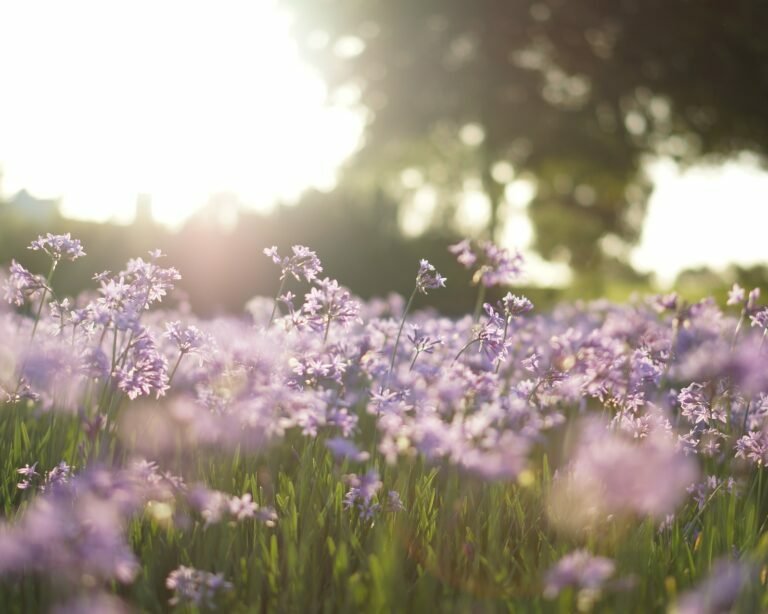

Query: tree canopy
<box><xmin>279</xmin><ymin>0</ymin><xmax>768</xmax><ymax>273</ymax></box>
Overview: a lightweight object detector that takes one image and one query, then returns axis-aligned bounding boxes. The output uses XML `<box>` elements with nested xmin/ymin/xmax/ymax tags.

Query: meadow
<box><xmin>1</xmin><ymin>233</ymin><xmax>767</xmax><ymax>613</ymax></box>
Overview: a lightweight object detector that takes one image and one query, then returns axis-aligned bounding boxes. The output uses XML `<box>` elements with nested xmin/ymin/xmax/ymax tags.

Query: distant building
<box><xmin>4</xmin><ymin>189</ymin><xmax>60</xmax><ymax>222</ymax></box>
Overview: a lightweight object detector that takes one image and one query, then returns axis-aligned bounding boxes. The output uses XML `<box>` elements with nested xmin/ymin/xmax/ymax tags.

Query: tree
<box><xmin>278</xmin><ymin>0</ymin><xmax>768</xmax><ymax>276</ymax></box>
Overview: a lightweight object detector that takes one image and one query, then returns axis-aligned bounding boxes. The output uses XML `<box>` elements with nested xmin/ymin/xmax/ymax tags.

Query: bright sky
<box><xmin>1</xmin><ymin>1</ymin><xmax>767</xmax><ymax>285</ymax></box>
<box><xmin>0</xmin><ymin>0</ymin><xmax>362</xmax><ymax>227</ymax></box>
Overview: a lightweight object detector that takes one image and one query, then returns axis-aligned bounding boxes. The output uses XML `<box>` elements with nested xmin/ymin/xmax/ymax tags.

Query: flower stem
<box><xmin>453</xmin><ymin>338</ymin><xmax>481</xmax><ymax>365</ymax></box>
<box><xmin>167</xmin><ymin>352</ymin><xmax>185</xmax><ymax>387</ymax></box>
<box><xmin>30</xmin><ymin>261</ymin><xmax>57</xmax><ymax>340</ymax></box>
<box><xmin>472</xmin><ymin>284</ymin><xmax>486</xmax><ymax>323</ymax></box>
<box><xmin>268</xmin><ymin>278</ymin><xmax>286</xmax><ymax>328</ymax></box>
<box><xmin>388</xmin><ymin>286</ymin><xmax>418</xmax><ymax>382</ymax></box>
<box><xmin>495</xmin><ymin>317</ymin><xmax>511</xmax><ymax>374</ymax></box>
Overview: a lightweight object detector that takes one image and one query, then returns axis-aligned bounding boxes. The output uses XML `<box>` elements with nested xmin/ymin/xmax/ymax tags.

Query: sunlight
<box><xmin>0</xmin><ymin>0</ymin><xmax>363</xmax><ymax>228</ymax></box>
<box><xmin>632</xmin><ymin>155</ymin><xmax>768</xmax><ymax>284</ymax></box>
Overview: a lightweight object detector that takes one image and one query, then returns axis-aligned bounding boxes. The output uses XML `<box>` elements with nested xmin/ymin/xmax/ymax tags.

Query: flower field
<box><xmin>1</xmin><ymin>234</ymin><xmax>768</xmax><ymax>612</ymax></box>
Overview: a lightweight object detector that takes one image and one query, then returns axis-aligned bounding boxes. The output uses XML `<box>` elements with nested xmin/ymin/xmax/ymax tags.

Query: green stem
<box><xmin>409</xmin><ymin>351</ymin><xmax>420</xmax><ymax>372</ymax></box>
<box><xmin>731</xmin><ymin>309</ymin><xmax>746</xmax><ymax>350</ymax></box>
<box><xmin>453</xmin><ymin>338</ymin><xmax>481</xmax><ymax>366</ymax></box>
<box><xmin>495</xmin><ymin>317</ymin><xmax>511</xmax><ymax>374</ymax></box>
<box><xmin>388</xmin><ymin>286</ymin><xmax>418</xmax><ymax>382</ymax></box>
<box><xmin>30</xmin><ymin>261</ymin><xmax>57</xmax><ymax>340</ymax></box>
<box><xmin>167</xmin><ymin>352</ymin><xmax>185</xmax><ymax>388</ymax></box>
<box><xmin>472</xmin><ymin>284</ymin><xmax>486</xmax><ymax>323</ymax></box>
<box><xmin>268</xmin><ymin>278</ymin><xmax>286</xmax><ymax>328</ymax></box>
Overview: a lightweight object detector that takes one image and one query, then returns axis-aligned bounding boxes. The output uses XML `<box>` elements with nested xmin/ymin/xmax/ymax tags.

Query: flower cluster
<box><xmin>264</xmin><ymin>244</ymin><xmax>323</xmax><ymax>283</ymax></box>
<box><xmin>449</xmin><ymin>239</ymin><xmax>523</xmax><ymax>287</ymax></box>
<box><xmin>415</xmin><ymin>259</ymin><xmax>446</xmax><ymax>294</ymax></box>
<box><xmin>166</xmin><ymin>565</ymin><xmax>233</xmax><ymax>608</ymax></box>
<box><xmin>29</xmin><ymin>233</ymin><xmax>86</xmax><ymax>262</ymax></box>
<box><xmin>543</xmin><ymin>550</ymin><xmax>615</xmax><ymax>598</ymax></box>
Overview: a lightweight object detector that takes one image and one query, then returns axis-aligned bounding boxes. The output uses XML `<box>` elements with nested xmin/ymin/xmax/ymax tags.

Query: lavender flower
<box><xmin>29</xmin><ymin>233</ymin><xmax>86</xmax><ymax>262</ymax></box>
<box><xmin>735</xmin><ymin>429</ymin><xmax>768</xmax><ymax>467</ymax></box>
<box><xmin>166</xmin><ymin>566</ymin><xmax>233</xmax><ymax>608</ymax></box>
<box><xmin>228</xmin><ymin>493</ymin><xmax>258</xmax><ymax>520</ymax></box>
<box><xmin>727</xmin><ymin>283</ymin><xmax>745</xmax><ymax>306</ymax></box>
<box><xmin>543</xmin><ymin>550</ymin><xmax>615</xmax><ymax>598</ymax></box>
<box><xmin>343</xmin><ymin>469</ymin><xmax>383</xmax><ymax>520</ymax></box>
<box><xmin>673</xmin><ymin>559</ymin><xmax>752</xmax><ymax>614</ymax></box>
<box><xmin>415</xmin><ymin>259</ymin><xmax>447</xmax><ymax>294</ymax></box>
<box><xmin>264</xmin><ymin>244</ymin><xmax>323</xmax><ymax>283</ymax></box>
<box><xmin>449</xmin><ymin>239</ymin><xmax>523</xmax><ymax>287</ymax></box>
<box><xmin>548</xmin><ymin>418</ymin><xmax>698</xmax><ymax>532</ymax></box>
<box><xmin>3</xmin><ymin>260</ymin><xmax>47</xmax><ymax>306</ymax></box>
<box><xmin>16</xmin><ymin>463</ymin><xmax>39</xmax><ymax>490</ymax></box>
<box><xmin>501</xmin><ymin>292</ymin><xmax>534</xmax><ymax>316</ymax></box>
<box><xmin>302</xmin><ymin>278</ymin><xmax>361</xmax><ymax>340</ymax></box>
<box><xmin>326</xmin><ymin>437</ymin><xmax>370</xmax><ymax>462</ymax></box>
<box><xmin>749</xmin><ymin>307</ymin><xmax>768</xmax><ymax>330</ymax></box>
<box><xmin>164</xmin><ymin>321</ymin><xmax>209</xmax><ymax>356</ymax></box>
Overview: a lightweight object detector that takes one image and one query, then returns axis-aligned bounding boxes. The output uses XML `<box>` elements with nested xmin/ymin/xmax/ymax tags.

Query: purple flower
<box><xmin>343</xmin><ymin>469</ymin><xmax>383</xmax><ymax>520</ymax></box>
<box><xmin>164</xmin><ymin>321</ymin><xmax>209</xmax><ymax>356</ymax></box>
<box><xmin>674</xmin><ymin>559</ymin><xmax>751</xmax><ymax>614</ymax></box>
<box><xmin>544</xmin><ymin>550</ymin><xmax>615</xmax><ymax>598</ymax></box>
<box><xmin>450</xmin><ymin>239</ymin><xmax>523</xmax><ymax>287</ymax></box>
<box><xmin>501</xmin><ymin>292</ymin><xmax>534</xmax><ymax>317</ymax></box>
<box><xmin>113</xmin><ymin>330</ymin><xmax>169</xmax><ymax>399</ymax></box>
<box><xmin>326</xmin><ymin>437</ymin><xmax>370</xmax><ymax>462</ymax></box>
<box><xmin>407</xmin><ymin>325</ymin><xmax>443</xmax><ymax>355</ymax></box>
<box><xmin>16</xmin><ymin>463</ymin><xmax>39</xmax><ymax>490</ymax></box>
<box><xmin>448</xmin><ymin>239</ymin><xmax>477</xmax><ymax>268</ymax></box>
<box><xmin>415</xmin><ymin>259</ymin><xmax>446</xmax><ymax>294</ymax></box>
<box><xmin>727</xmin><ymin>283</ymin><xmax>745</xmax><ymax>306</ymax></box>
<box><xmin>228</xmin><ymin>493</ymin><xmax>258</xmax><ymax>520</ymax></box>
<box><xmin>385</xmin><ymin>490</ymin><xmax>405</xmax><ymax>512</ymax></box>
<box><xmin>3</xmin><ymin>260</ymin><xmax>47</xmax><ymax>306</ymax></box>
<box><xmin>735</xmin><ymin>429</ymin><xmax>768</xmax><ymax>467</ymax></box>
<box><xmin>548</xmin><ymin>418</ymin><xmax>698</xmax><ymax>532</ymax></box>
<box><xmin>302</xmin><ymin>278</ymin><xmax>361</xmax><ymax>336</ymax></box>
<box><xmin>166</xmin><ymin>566</ymin><xmax>233</xmax><ymax>608</ymax></box>
<box><xmin>29</xmin><ymin>233</ymin><xmax>86</xmax><ymax>262</ymax></box>
<box><xmin>749</xmin><ymin>307</ymin><xmax>768</xmax><ymax>330</ymax></box>
<box><xmin>264</xmin><ymin>244</ymin><xmax>323</xmax><ymax>283</ymax></box>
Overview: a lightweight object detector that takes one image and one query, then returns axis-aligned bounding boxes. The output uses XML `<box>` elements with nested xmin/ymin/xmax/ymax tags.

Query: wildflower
<box><xmin>3</xmin><ymin>260</ymin><xmax>47</xmax><ymax>306</ymax></box>
<box><xmin>735</xmin><ymin>429</ymin><xmax>768</xmax><ymax>467</ymax></box>
<box><xmin>264</xmin><ymin>244</ymin><xmax>323</xmax><ymax>283</ymax></box>
<box><xmin>343</xmin><ymin>470</ymin><xmax>383</xmax><ymax>520</ymax></box>
<box><xmin>164</xmin><ymin>321</ymin><xmax>209</xmax><ymax>356</ymax></box>
<box><xmin>326</xmin><ymin>437</ymin><xmax>370</xmax><ymax>462</ymax></box>
<box><xmin>727</xmin><ymin>283</ymin><xmax>745</xmax><ymax>306</ymax></box>
<box><xmin>16</xmin><ymin>463</ymin><xmax>39</xmax><ymax>490</ymax></box>
<box><xmin>749</xmin><ymin>307</ymin><xmax>768</xmax><ymax>330</ymax></box>
<box><xmin>501</xmin><ymin>292</ymin><xmax>534</xmax><ymax>316</ymax></box>
<box><xmin>678</xmin><ymin>383</ymin><xmax>726</xmax><ymax>426</ymax></box>
<box><xmin>113</xmin><ymin>330</ymin><xmax>169</xmax><ymax>399</ymax></box>
<box><xmin>166</xmin><ymin>566</ymin><xmax>233</xmax><ymax>608</ymax></box>
<box><xmin>415</xmin><ymin>259</ymin><xmax>447</xmax><ymax>294</ymax></box>
<box><xmin>548</xmin><ymin>418</ymin><xmax>698</xmax><ymax>532</ymax></box>
<box><xmin>385</xmin><ymin>490</ymin><xmax>405</xmax><ymax>512</ymax></box>
<box><xmin>543</xmin><ymin>550</ymin><xmax>615</xmax><ymax>598</ymax></box>
<box><xmin>673</xmin><ymin>559</ymin><xmax>752</xmax><ymax>614</ymax></box>
<box><xmin>407</xmin><ymin>324</ymin><xmax>443</xmax><ymax>369</ymax></box>
<box><xmin>302</xmin><ymin>278</ymin><xmax>361</xmax><ymax>339</ymax></box>
<box><xmin>28</xmin><ymin>233</ymin><xmax>85</xmax><ymax>262</ymax></box>
<box><xmin>449</xmin><ymin>239</ymin><xmax>523</xmax><ymax>287</ymax></box>
<box><xmin>228</xmin><ymin>493</ymin><xmax>257</xmax><ymax>520</ymax></box>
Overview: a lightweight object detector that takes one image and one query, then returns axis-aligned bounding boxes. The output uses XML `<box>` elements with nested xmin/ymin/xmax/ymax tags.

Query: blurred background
<box><xmin>1</xmin><ymin>0</ymin><xmax>768</xmax><ymax>315</ymax></box>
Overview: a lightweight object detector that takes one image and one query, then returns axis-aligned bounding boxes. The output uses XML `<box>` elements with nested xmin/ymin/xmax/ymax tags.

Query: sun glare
<box><xmin>0</xmin><ymin>0</ymin><xmax>363</xmax><ymax>228</ymax></box>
